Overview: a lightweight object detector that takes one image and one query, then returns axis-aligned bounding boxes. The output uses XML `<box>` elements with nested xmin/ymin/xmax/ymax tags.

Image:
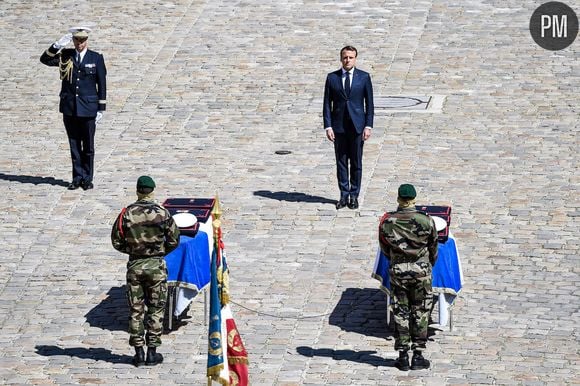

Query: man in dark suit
<box><xmin>40</xmin><ymin>27</ymin><xmax>107</xmax><ymax>190</ymax></box>
<box><xmin>323</xmin><ymin>46</ymin><xmax>374</xmax><ymax>209</ymax></box>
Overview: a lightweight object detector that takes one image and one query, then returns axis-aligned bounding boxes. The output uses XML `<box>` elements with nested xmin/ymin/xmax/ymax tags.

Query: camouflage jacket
<box><xmin>378</xmin><ymin>207</ymin><xmax>438</xmax><ymax>266</ymax></box>
<box><xmin>111</xmin><ymin>199</ymin><xmax>180</xmax><ymax>259</ymax></box>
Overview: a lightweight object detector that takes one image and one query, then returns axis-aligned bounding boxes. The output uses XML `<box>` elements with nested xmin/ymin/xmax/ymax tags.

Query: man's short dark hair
<box><xmin>340</xmin><ymin>45</ymin><xmax>358</xmax><ymax>58</ymax></box>
<box><xmin>137</xmin><ymin>186</ymin><xmax>154</xmax><ymax>194</ymax></box>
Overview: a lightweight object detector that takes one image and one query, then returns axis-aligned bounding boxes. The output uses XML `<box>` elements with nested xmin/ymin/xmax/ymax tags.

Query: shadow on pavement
<box><xmin>296</xmin><ymin>346</ymin><xmax>396</xmax><ymax>367</ymax></box>
<box><xmin>330</xmin><ymin>288</ymin><xmax>440</xmax><ymax>342</ymax></box>
<box><xmin>35</xmin><ymin>345</ymin><xmax>132</xmax><ymax>364</ymax></box>
<box><xmin>329</xmin><ymin>287</ymin><xmax>394</xmax><ymax>339</ymax></box>
<box><xmin>253</xmin><ymin>190</ymin><xmax>336</xmax><ymax>204</ymax></box>
<box><xmin>85</xmin><ymin>286</ymin><xmax>128</xmax><ymax>332</ymax></box>
<box><xmin>0</xmin><ymin>172</ymin><xmax>68</xmax><ymax>187</ymax></box>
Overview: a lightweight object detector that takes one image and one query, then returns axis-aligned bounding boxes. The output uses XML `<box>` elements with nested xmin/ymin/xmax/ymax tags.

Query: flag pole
<box><xmin>212</xmin><ymin>192</ymin><xmax>222</xmax><ymax>242</ymax></box>
<box><xmin>207</xmin><ymin>193</ymin><xmax>225</xmax><ymax>386</ymax></box>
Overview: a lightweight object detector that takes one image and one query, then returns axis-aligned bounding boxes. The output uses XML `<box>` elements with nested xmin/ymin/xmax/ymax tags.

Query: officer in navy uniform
<box><xmin>40</xmin><ymin>27</ymin><xmax>107</xmax><ymax>190</ymax></box>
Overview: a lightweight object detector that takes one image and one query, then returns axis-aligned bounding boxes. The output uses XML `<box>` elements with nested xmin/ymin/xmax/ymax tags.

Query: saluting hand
<box><xmin>53</xmin><ymin>33</ymin><xmax>73</xmax><ymax>49</ymax></box>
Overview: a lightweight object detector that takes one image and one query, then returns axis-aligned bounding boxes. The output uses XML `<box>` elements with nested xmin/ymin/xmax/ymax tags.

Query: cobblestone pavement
<box><xmin>0</xmin><ymin>0</ymin><xmax>578</xmax><ymax>385</ymax></box>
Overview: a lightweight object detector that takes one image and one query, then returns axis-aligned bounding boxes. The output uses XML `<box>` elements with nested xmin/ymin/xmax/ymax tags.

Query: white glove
<box><xmin>53</xmin><ymin>33</ymin><xmax>73</xmax><ymax>49</ymax></box>
<box><xmin>96</xmin><ymin>111</ymin><xmax>103</xmax><ymax>124</ymax></box>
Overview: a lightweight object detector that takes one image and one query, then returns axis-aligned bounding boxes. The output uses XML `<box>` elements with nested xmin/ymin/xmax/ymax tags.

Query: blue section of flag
<box><xmin>207</xmin><ymin>247</ymin><xmax>224</xmax><ymax>374</ymax></box>
<box><xmin>165</xmin><ymin>234</ymin><xmax>210</xmax><ymax>291</ymax></box>
<box><xmin>373</xmin><ymin>236</ymin><xmax>463</xmax><ymax>295</ymax></box>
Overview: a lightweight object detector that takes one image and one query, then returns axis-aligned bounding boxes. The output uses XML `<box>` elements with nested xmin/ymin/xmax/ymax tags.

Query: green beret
<box><xmin>136</xmin><ymin>175</ymin><xmax>156</xmax><ymax>190</ymax></box>
<box><xmin>398</xmin><ymin>184</ymin><xmax>416</xmax><ymax>199</ymax></box>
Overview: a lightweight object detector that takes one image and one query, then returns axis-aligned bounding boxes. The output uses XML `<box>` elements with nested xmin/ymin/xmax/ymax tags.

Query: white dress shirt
<box><xmin>342</xmin><ymin>68</ymin><xmax>354</xmax><ymax>89</ymax></box>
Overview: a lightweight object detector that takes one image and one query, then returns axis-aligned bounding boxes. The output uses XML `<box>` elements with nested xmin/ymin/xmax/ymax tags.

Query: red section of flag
<box><xmin>225</xmin><ymin>309</ymin><xmax>249</xmax><ymax>386</ymax></box>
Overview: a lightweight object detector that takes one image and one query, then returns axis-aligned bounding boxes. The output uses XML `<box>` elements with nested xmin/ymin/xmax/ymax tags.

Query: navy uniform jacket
<box><xmin>323</xmin><ymin>68</ymin><xmax>374</xmax><ymax>134</ymax></box>
<box><xmin>40</xmin><ymin>45</ymin><xmax>107</xmax><ymax>117</ymax></box>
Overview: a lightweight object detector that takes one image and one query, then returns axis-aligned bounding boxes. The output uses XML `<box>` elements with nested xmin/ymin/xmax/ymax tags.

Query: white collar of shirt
<box><xmin>76</xmin><ymin>48</ymin><xmax>88</xmax><ymax>63</ymax></box>
<box><xmin>342</xmin><ymin>68</ymin><xmax>354</xmax><ymax>87</ymax></box>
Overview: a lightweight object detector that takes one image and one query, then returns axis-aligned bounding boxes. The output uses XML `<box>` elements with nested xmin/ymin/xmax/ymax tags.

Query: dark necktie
<box><xmin>345</xmin><ymin>71</ymin><xmax>351</xmax><ymax>95</ymax></box>
<box><xmin>76</xmin><ymin>53</ymin><xmax>80</xmax><ymax>63</ymax></box>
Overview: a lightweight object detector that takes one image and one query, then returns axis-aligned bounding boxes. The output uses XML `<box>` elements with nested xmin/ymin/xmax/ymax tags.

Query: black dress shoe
<box><xmin>348</xmin><ymin>197</ymin><xmax>359</xmax><ymax>209</ymax></box>
<box><xmin>81</xmin><ymin>181</ymin><xmax>94</xmax><ymax>190</ymax></box>
<box><xmin>67</xmin><ymin>181</ymin><xmax>81</xmax><ymax>190</ymax></box>
<box><xmin>336</xmin><ymin>198</ymin><xmax>348</xmax><ymax>209</ymax></box>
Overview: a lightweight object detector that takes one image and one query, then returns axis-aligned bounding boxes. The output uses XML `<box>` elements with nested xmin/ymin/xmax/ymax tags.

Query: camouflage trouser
<box><xmin>126</xmin><ymin>257</ymin><xmax>168</xmax><ymax>347</ymax></box>
<box><xmin>390</xmin><ymin>262</ymin><xmax>433</xmax><ymax>351</ymax></box>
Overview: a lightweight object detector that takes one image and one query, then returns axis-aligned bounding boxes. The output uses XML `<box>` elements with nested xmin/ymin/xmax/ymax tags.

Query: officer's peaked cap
<box><xmin>69</xmin><ymin>26</ymin><xmax>92</xmax><ymax>38</ymax></box>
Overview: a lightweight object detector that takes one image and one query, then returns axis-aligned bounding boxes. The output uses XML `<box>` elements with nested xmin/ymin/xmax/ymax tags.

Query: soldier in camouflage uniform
<box><xmin>111</xmin><ymin>176</ymin><xmax>180</xmax><ymax>367</ymax></box>
<box><xmin>378</xmin><ymin>184</ymin><xmax>438</xmax><ymax>371</ymax></box>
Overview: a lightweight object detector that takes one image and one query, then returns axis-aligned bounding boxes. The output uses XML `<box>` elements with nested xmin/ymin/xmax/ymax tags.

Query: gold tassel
<box><xmin>59</xmin><ymin>57</ymin><xmax>73</xmax><ymax>83</ymax></box>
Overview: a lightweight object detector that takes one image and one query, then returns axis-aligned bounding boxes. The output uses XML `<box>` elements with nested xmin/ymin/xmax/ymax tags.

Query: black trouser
<box><xmin>334</xmin><ymin>114</ymin><xmax>363</xmax><ymax>200</ymax></box>
<box><xmin>63</xmin><ymin>114</ymin><xmax>95</xmax><ymax>184</ymax></box>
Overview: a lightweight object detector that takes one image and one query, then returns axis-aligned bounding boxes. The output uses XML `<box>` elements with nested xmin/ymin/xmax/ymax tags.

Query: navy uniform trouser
<box><xmin>333</xmin><ymin>114</ymin><xmax>363</xmax><ymax>200</ymax></box>
<box><xmin>63</xmin><ymin>114</ymin><xmax>95</xmax><ymax>184</ymax></box>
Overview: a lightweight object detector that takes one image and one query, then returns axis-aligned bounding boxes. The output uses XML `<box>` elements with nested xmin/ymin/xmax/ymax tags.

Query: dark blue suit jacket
<box><xmin>41</xmin><ymin>46</ymin><xmax>107</xmax><ymax>117</ymax></box>
<box><xmin>323</xmin><ymin>68</ymin><xmax>374</xmax><ymax>134</ymax></box>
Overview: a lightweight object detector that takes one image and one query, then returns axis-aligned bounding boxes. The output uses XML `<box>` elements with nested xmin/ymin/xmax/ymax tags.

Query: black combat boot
<box><xmin>145</xmin><ymin>347</ymin><xmax>164</xmax><ymax>366</ymax></box>
<box><xmin>411</xmin><ymin>350</ymin><xmax>430</xmax><ymax>370</ymax></box>
<box><xmin>394</xmin><ymin>350</ymin><xmax>410</xmax><ymax>371</ymax></box>
<box><xmin>132</xmin><ymin>346</ymin><xmax>145</xmax><ymax>367</ymax></box>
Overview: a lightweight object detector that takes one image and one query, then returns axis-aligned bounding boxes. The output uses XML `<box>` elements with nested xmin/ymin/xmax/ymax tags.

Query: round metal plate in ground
<box><xmin>375</xmin><ymin>96</ymin><xmax>424</xmax><ymax>108</ymax></box>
